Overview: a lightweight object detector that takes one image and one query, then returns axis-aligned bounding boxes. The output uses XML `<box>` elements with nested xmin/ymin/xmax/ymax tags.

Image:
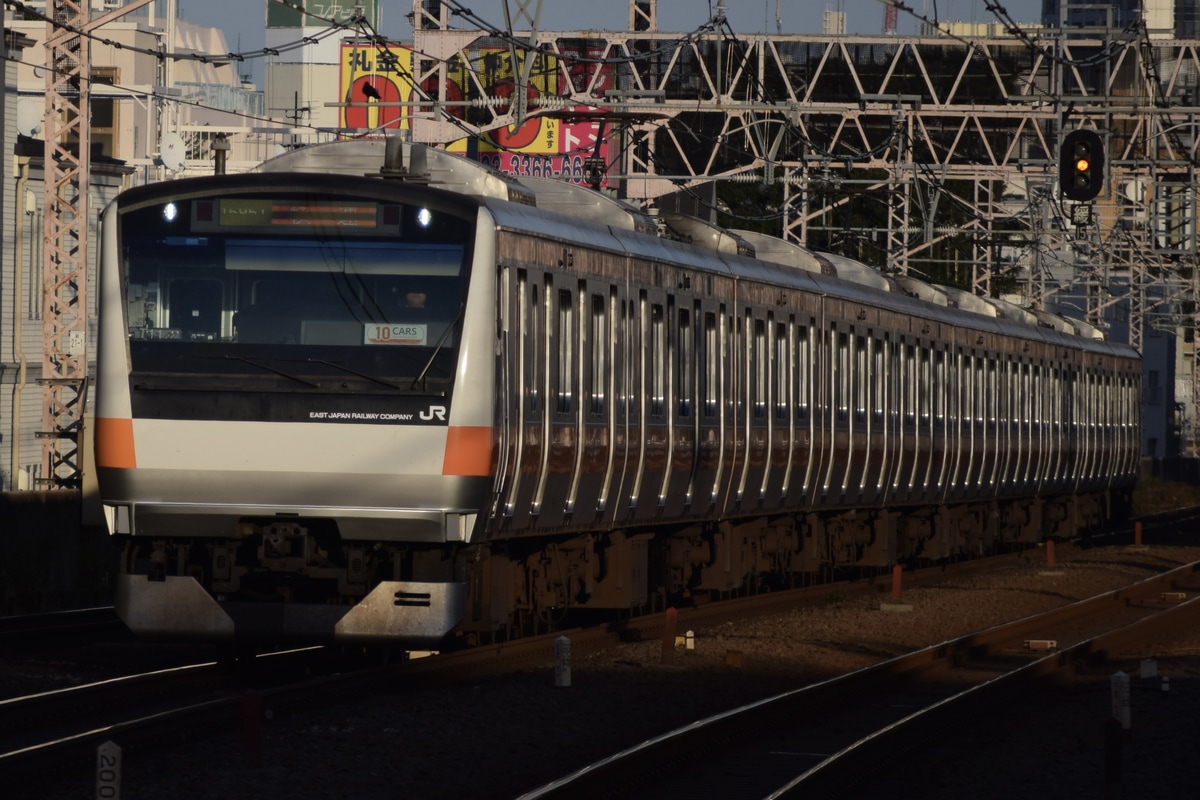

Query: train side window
<box><xmin>836</xmin><ymin>330</ymin><xmax>850</xmax><ymax>423</ymax></box>
<box><xmin>904</xmin><ymin>343</ymin><xmax>916</xmax><ymax>428</ymax></box>
<box><xmin>678</xmin><ymin>307</ymin><xmax>692</xmax><ymax>417</ymax></box>
<box><xmin>919</xmin><ymin>345</ymin><xmax>932</xmax><ymax>426</ymax></box>
<box><xmin>776</xmin><ymin>321</ymin><xmax>790</xmax><ymax>421</ymax></box>
<box><xmin>591</xmin><ymin>293</ymin><xmax>607</xmax><ymax>416</ymax></box>
<box><xmin>704</xmin><ymin>312</ymin><xmax>718</xmax><ymax>417</ymax></box>
<box><xmin>1022</xmin><ymin>363</ymin><xmax>1032</xmax><ymax>432</ymax></box>
<box><xmin>854</xmin><ymin>334</ymin><xmax>868</xmax><ymax>425</ymax></box>
<box><xmin>530</xmin><ymin>281</ymin><xmax>542</xmax><ymax>413</ymax></box>
<box><xmin>528</xmin><ymin>280</ymin><xmax>542</xmax><ymax>417</ymax></box>
<box><xmin>873</xmin><ymin>337</ymin><xmax>885</xmax><ymax>425</ymax></box>
<box><xmin>975</xmin><ymin>354</ymin><xmax>985</xmax><ymax>432</ymax></box>
<box><xmin>962</xmin><ymin>350</ymin><xmax>970</xmax><ymax>432</ymax></box>
<box><xmin>556</xmin><ymin>289</ymin><xmax>573</xmax><ymax>414</ymax></box>
<box><xmin>754</xmin><ymin>317</ymin><xmax>767</xmax><ymax>419</ymax></box>
<box><xmin>1032</xmin><ymin>364</ymin><xmax>1043</xmax><ymax>440</ymax></box>
<box><xmin>934</xmin><ymin>349</ymin><xmax>947</xmax><ymax>431</ymax></box>
<box><xmin>796</xmin><ymin>321</ymin><xmax>811</xmax><ymax>423</ymax></box>
<box><xmin>650</xmin><ymin>303</ymin><xmax>665</xmax><ymax>417</ymax></box>
<box><xmin>886</xmin><ymin>338</ymin><xmax>898</xmax><ymax>429</ymax></box>
<box><xmin>626</xmin><ymin>298</ymin><xmax>639</xmax><ymax>423</ymax></box>
<box><xmin>987</xmin><ymin>358</ymin><xmax>998</xmax><ymax>433</ymax></box>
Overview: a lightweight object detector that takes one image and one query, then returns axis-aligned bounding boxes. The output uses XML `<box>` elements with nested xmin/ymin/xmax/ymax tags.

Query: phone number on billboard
<box><xmin>479</xmin><ymin>154</ymin><xmax>597</xmax><ymax>185</ymax></box>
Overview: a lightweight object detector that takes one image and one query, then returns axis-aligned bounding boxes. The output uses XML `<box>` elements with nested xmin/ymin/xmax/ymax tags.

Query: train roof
<box><xmin>253</xmin><ymin>137</ymin><xmax>1132</xmax><ymax>358</ymax></box>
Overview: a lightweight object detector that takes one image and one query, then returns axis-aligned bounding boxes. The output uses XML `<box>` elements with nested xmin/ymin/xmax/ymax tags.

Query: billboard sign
<box><xmin>339</xmin><ymin>43</ymin><xmax>611</xmax><ymax>186</ymax></box>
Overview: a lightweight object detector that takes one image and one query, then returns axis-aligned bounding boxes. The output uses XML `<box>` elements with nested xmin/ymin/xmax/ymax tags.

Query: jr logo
<box><xmin>420</xmin><ymin>405</ymin><xmax>447</xmax><ymax>421</ymax></box>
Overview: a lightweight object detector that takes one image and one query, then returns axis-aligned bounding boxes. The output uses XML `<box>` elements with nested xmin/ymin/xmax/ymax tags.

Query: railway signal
<box><xmin>1060</xmin><ymin>129</ymin><xmax>1105</xmax><ymax>202</ymax></box>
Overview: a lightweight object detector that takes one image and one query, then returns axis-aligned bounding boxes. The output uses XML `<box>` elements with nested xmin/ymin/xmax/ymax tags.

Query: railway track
<box><xmin>3</xmin><ymin>543</ymin><xmax>1193</xmax><ymax>797</ymax></box>
<box><xmin>516</xmin><ymin>559</ymin><xmax>1200</xmax><ymax>800</ymax></box>
<box><xmin>0</xmin><ymin>607</ymin><xmax>125</xmax><ymax>652</ymax></box>
<box><xmin>0</xmin><ymin>548</ymin><xmax>1048</xmax><ymax>791</ymax></box>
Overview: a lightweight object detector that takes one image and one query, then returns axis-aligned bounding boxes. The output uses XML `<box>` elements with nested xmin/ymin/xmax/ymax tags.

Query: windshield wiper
<box><xmin>214</xmin><ymin>355</ymin><xmax>320</xmax><ymax>388</ymax></box>
<box><xmin>412</xmin><ymin>305</ymin><xmax>464</xmax><ymax>391</ymax></box>
<box><xmin>299</xmin><ymin>358</ymin><xmax>404</xmax><ymax>390</ymax></box>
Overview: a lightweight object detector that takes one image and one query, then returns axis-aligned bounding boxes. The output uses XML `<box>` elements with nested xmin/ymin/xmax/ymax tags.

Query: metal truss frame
<box><xmin>411</xmin><ymin>1</ymin><xmax>1200</xmax><ymax>455</ymax></box>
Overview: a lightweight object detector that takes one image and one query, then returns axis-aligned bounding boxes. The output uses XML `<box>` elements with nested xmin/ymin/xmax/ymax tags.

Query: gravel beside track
<box><xmin>29</xmin><ymin>545</ymin><xmax>1200</xmax><ymax>800</ymax></box>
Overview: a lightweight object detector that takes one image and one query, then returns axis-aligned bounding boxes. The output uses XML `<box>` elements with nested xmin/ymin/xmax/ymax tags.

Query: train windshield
<box><xmin>118</xmin><ymin>191</ymin><xmax>472</xmax><ymax>393</ymax></box>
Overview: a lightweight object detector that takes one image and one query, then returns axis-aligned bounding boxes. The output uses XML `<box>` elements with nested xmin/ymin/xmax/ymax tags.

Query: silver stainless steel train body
<box><xmin>94</xmin><ymin>138</ymin><xmax>1141</xmax><ymax>645</ymax></box>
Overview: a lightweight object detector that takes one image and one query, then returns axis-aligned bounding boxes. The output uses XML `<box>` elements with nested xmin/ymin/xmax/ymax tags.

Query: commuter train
<box><xmin>93</xmin><ymin>138</ymin><xmax>1141</xmax><ymax>646</ymax></box>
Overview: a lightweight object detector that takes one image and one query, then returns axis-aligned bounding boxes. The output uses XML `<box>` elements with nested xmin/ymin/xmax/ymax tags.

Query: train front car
<box><xmin>94</xmin><ymin>171</ymin><xmax>496</xmax><ymax>645</ymax></box>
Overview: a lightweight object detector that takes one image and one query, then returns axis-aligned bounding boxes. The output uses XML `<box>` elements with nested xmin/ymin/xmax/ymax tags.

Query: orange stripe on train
<box><xmin>95</xmin><ymin>417</ymin><xmax>136</xmax><ymax>469</ymax></box>
<box><xmin>442</xmin><ymin>426</ymin><xmax>493</xmax><ymax>476</ymax></box>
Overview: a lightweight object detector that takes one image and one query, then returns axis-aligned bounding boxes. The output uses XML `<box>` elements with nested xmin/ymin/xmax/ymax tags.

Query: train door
<box><xmin>963</xmin><ymin>349</ymin><xmax>983</xmax><ymax>497</ymax></box>
<box><xmin>933</xmin><ymin>344</ymin><xmax>954</xmax><ymax>500</ymax></box>
<box><xmin>995</xmin><ymin>355</ymin><xmax>1014</xmax><ymax>495</ymax></box>
<box><xmin>793</xmin><ymin>316</ymin><xmax>818</xmax><ymax>505</ymax></box>
<box><xmin>1106</xmin><ymin>368</ymin><xmax>1120</xmax><ymax>485</ymax></box>
<box><xmin>691</xmin><ymin>304</ymin><xmax>723</xmax><ymax>512</ymax></box>
<box><xmin>494</xmin><ymin>265</ymin><xmax>523</xmax><ymax>530</ymax></box>
<box><xmin>1029</xmin><ymin>359</ymin><xmax>1047</xmax><ymax>492</ymax></box>
<box><xmin>984</xmin><ymin>357</ymin><xmax>1003</xmax><ymax>494</ymax></box>
<box><xmin>1093</xmin><ymin>367</ymin><xmax>1107</xmax><ymax>489</ymax></box>
<box><xmin>568</xmin><ymin>281</ymin><xmax>617</xmax><ymax>527</ymax></box>
<box><xmin>945</xmin><ymin>344</ymin><xmax>968</xmax><ymax>500</ymax></box>
<box><xmin>1018</xmin><ymin>359</ymin><xmax>1035</xmax><ymax>492</ymax></box>
<box><xmin>608</xmin><ymin>289</ymin><xmax>640</xmax><ymax>527</ymax></box>
<box><xmin>911</xmin><ymin>338</ymin><xmax>935</xmax><ymax>502</ymax></box>
<box><xmin>878</xmin><ymin>334</ymin><xmax>901</xmax><ymax>505</ymax></box>
<box><xmin>842</xmin><ymin>328</ymin><xmax>871</xmax><ymax>502</ymax></box>
<box><xmin>658</xmin><ymin>294</ymin><xmax>696</xmax><ymax>518</ymax></box>
<box><xmin>892</xmin><ymin>338</ymin><xmax>916</xmax><ymax>503</ymax></box>
<box><xmin>734</xmin><ymin>308</ymin><xmax>770</xmax><ymax>510</ymax></box>
<box><xmin>1053</xmin><ymin>363</ymin><xmax>1070</xmax><ymax>492</ymax></box>
<box><xmin>1084</xmin><ymin>366</ymin><xmax>1099</xmax><ymax>487</ymax></box>
<box><xmin>530</xmin><ymin>279</ymin><xmax>578</xmax><ymax>528</ymax></box>
<box><xmin>714</xmin><ymin>303</ymin><xmax>746</xmax><ymax>515</ymax></box>
<box><xmin>761</xmin><ymin>315</ymin><xmax>793</xmax><ymax>508</ymax></box>
<box><xmin>1122</xmin><ymin>368</ymin><xmax>1140</xmax><ymax>478</ymax></box>
<box><xmin>820</xmin><ymin>317</ymin><xmax>850</xmax><ymax>503</ymax></box>
<box><xmin>863</xmin><ymin>330</ymin><xmax>890</xmax><ymax>505</ymax></box>
<box><xmin>630</xmin><ymin>289</ymin><xmax>670</xmax><ymax>521</ymax></box>
<box><xmin>596</xmin><ymin>286</ymin><xmax>626</xmax><ymax>524</ymax></box>
<box><xmin>497</xmin><ymin>267</ymin><xmax>546</xmax><ymax>532</ymax></box>
<box><xmin>808</xmin><ymin>307</ymin><xmax>832</xmax><ymax>507</ymax></box>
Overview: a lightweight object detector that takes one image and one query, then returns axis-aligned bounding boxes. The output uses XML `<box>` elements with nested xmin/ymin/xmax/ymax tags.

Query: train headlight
<box><xmin>162</xmin><ymin>202</ymin><xmax>178</xmax><ymax>223</ymax></box>
<box><xmin>417</xmin><ymin>207</ymin><xmax>432</xmax><ymax>228</ymax></box>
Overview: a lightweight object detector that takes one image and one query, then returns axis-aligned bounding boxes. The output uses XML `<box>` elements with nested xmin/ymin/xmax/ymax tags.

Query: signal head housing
<box><xmin>1060</xmin><ymin>129</ymin><xmax>1105</xmax><ymax>202</ymax></box>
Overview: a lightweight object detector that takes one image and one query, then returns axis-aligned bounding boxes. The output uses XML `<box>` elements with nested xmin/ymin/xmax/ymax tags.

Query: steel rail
<box><xmin>517</xmin><ymin>559</ymin><xmax>1200</xmax><ymax>800</ymax></box>
<box><xmin>0</xmin><ymin>549</ymin><xmax>1047</xmax><ymax>788</ymax></box>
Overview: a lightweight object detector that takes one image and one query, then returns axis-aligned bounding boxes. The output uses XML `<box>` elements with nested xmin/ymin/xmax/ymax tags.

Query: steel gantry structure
<box><xmin>38</xmin><ymin>0</ymin><xmax>157</xmax><ymax>487</ymax></box>
<box><xmin>409</xmin><ymin>0</ymin><xmax>1200</xmax><ymax>455</ymax></box>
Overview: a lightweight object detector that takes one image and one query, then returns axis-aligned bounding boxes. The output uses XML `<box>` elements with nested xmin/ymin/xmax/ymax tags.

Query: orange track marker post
<box><xmin>1046</xmin><ymin>540</ymin><xmax>1056</xmax><ymax>568</ymax></box>
<box><xmin>891</xmin><ymin>564</ymin><xmax>903</xmax><ymax>600</ymax></box>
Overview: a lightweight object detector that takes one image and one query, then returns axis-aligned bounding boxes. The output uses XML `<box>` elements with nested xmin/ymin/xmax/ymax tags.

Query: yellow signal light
<box><xmin>1075</xmin><ymin>157</ymin><xmax>1090</xmax><ymax>172</ymax></box>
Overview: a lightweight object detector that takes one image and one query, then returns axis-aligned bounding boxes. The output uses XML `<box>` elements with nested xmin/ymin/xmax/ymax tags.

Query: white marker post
<box><xmin>1111</xmin><ymin>670</ymin><xmax>1131</xmax><ymax>730</ymax></box>
<box><xmin>554</xmin><ymin>635</ymin><xmax>571</xmax><ymax>687</ymax></box>
<box><xmin>96</xmin><ymin>740</ymin><xmax>121</xmax><ymax>799</ymax></box>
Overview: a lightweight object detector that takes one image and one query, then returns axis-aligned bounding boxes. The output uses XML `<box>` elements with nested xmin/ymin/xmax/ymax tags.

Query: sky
<box><xmin>175</xmin><ymin>0</ymin><xmax>1046</xmax><ymax>81</ymax></box>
